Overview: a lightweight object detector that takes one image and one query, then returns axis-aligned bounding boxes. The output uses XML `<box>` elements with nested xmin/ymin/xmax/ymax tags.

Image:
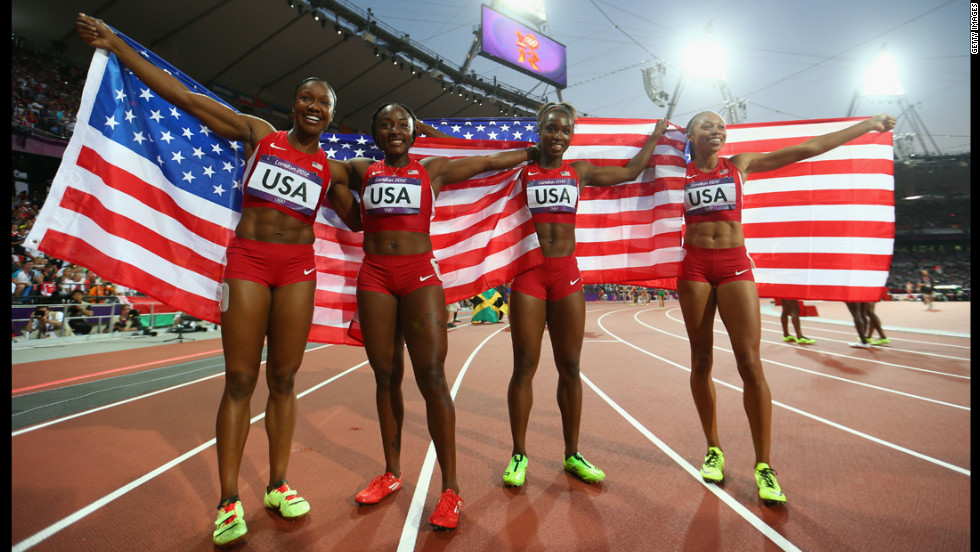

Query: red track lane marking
<box><xmin>11</xmin><ymin>348</ymin><xmax>224</xmax><ymax>395</ymax></box>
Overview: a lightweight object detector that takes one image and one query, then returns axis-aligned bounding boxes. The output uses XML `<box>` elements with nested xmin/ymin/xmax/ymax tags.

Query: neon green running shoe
<box><xmin>502</xmin><ymin>453</ymin><xmax>529</xmax><ymax>487</ymax></box>
<box><xmin>700</xmin><ymin>447</ymin><xmax>725</xmax><ymax>483</ymax></box>
<box><xmin>782</xmin><ymin>335</ymin><xmax>797</xmax><ymax>343</ymax></box>
<box><xmin>796</xmin><ymin>337</ymin><xmax>816</xmax><ymax>345</ymax></box>
<box><xmin>873</xmin><ymin>337</ymin><xmax>890</xmax><ymax>345</ymax></box>
<box><xmin>213</xmin><ymin>499</ymin><xmax>247</xmax><ymax>548</ymax></box>
<box><xmin>264</xmin><ymin>482</ymin><xmax>310</xmax><ymax>520</ymax></box>
<box><xmin>755</xmin><ymin>463</ymin><xmax>787</xmax><ymax>505</ymax></box>
<box><xmin>563</xmin><ymin>452</ymin><xmax>605</xmax><ymax>483</ymax></box>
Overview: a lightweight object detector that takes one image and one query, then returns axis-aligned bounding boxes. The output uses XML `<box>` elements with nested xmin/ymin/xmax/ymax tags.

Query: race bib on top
<box><xmin>684</xmin><ymin>177</ymin><xmax>736</xmax><ymax>216</ymax></box>
<box><xmin>244</xmin><ymin>154</ymin><xmax>323</xmax><ymax>216</ymax></box>
<box><xmin>527</xmin><ymin>178</ymin><xmax>577</xmax><ymax>214</ymax></box>
<box><xmin>363</xmin><ymin>174</ymin><xmax>423</xmax><ymax>216</ymax></box>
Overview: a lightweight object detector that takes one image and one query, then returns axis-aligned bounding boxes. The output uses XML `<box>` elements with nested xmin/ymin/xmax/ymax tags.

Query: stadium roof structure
<box><xmin>13</xmin><ymin>0</ymin><xmax>546</xmax><ymax>134</ymax></box>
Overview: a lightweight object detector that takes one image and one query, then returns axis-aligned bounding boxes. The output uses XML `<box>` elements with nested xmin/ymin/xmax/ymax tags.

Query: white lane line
<box><xmin>631</xmin><ymin>314</ymin><xmax>970</xmax><ymax>409</ymax></box>
<box><xmin>656</xmin><ymin>309</ymin><xmax>971</xmax><ymax>382</ymax></box>
<box><xmin>594</xmin><ymin>310</ymin><xmax>970</xmax><ymax>476</ymax></box>
<box><xmin>396</xmin><ymin>325</ymin><xmax>509</xmax><ymax>552</ymax></box>
<box><xmin>580</xmin><ymin>371</ymin><xmax>802</xmax><ymax>552</ymax></box>
<box><xmin>12</xmin><ymin>353</ymin><xmax>364</xmax><ymax>552</ymax></box>
<box><xmin>12</xmin><ymin>345</ymin><xmax>334</xmax><ymax>437</ymax></box>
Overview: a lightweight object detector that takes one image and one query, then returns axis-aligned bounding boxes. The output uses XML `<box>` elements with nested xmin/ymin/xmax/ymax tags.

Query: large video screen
<box><xmin>479</xmin><ymin>4</ymin><xmax>567</xmax><ymax>89</ymax></box>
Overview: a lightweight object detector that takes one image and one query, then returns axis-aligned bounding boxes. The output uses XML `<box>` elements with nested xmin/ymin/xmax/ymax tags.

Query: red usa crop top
<box><xmin>683</xmin><ymin>157</ymin><xmax>743</xmax><ymax>224</ymax></box>
<box><xmin>360</xmin><ymin>159</ymin><xmax>434</xmax><ymax>233</ymax></box>
<box><xmin>240</xmin><ymin>131</ymin><xmax>331</xmax><ymax>225</ymax></box>
<box><xmin>522</xmin><ymin>161</ymin><xmax>579</xmax><ymax>224</ymax></box>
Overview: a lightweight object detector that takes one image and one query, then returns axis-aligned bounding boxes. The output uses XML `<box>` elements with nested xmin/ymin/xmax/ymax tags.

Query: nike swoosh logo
<box><xmin>270</xmin><ymin>143</ymin><xmax>288</xmax><ymax>150</ymax></box>
<box><xmin>304</xmin><ymin>268</ymin><xmax>316</xmax><ymax>275</ymax></box>
<box><xmin>420</xmin><ymin>274</ymin><xmax>435</xmax><ymax>281</ymax></box>
<box><xmin>570</xmin><ymin>278</ymin><xmax>581</xmax><ymax>285</ymax></box>
<box><xmin>735</xmin><ymin>269</ymin><xmax>749</xmax><ymax>276</ymax></box>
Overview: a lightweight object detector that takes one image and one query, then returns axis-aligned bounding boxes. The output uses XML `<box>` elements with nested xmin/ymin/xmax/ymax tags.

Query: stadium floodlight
<box><xmin>861</xmin><ymin>47</ymin><xmax>904</xmax><ymax>96</ymax></box>
<box><xmin>495</xmin><ymin>0</ymin><xmax>547</xmax><ymax>27</ymax></box>
<box><xmin>681</xmin><ymin>25</ymin><xmax>726</xmax><ymax>82</ymax></box>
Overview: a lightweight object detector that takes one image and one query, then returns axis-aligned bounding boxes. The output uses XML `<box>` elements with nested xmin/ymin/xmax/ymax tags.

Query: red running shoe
<box><xmin>355</xmin><ymin>472</ymin><xmax>402</xmax><ymax>505</ymax></box>
<box><xmin>428</xmin><ymin>489</ymin><xmax>464</xmax><ymax>530</ymax></box>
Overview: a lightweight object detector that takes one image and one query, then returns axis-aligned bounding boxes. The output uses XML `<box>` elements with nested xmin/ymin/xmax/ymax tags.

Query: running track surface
<box><xmin>11</xmin><ymin>300</ymin><xmax>970</xmax><ymax>551</ymax></box>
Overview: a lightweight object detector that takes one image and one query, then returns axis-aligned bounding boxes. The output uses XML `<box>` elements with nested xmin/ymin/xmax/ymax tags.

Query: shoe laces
<box><xmin>509</xmin><ymin>454</ymin><xmax>525</xmax><ymax>468</ymax></box>
<box><xmin>757</xmin><ymin>466</ymin><xmax>778</xmax><ymax>488</ymax></box>
<box><xmin>368</xmin><ymin>473</ymin><xmax>394</xmax><ymax>491</ymax></box>
<box><xmin>434</xmin><ymin>489</ymin><xmax>460</xmax><ymax>516</ymax></box>
<box><xmin>570</xmin><ymin>452</ymin><xmax>594</xmax><ymax>468</ymax></box>
<box><xmin>704</xmin><ymin>449</ymin><xmax>722</xmax><ymax>469</ymax></box>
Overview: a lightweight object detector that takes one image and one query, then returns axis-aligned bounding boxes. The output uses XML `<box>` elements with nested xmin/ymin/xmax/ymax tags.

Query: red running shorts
<box><xmin>357</xmin><ymin>252</ymin><xmax>442</xmax><ymax>297</ymax></box>
<box><xmin>223</xmin><ymin>236</ymin><xmax>316</xmax><ymax>288</ymax></box>
<box><xmin>511</xmin><ymin>255</ymin><xmax>583</xmax><ymax>301</ymax></box>
<box><xmin>680</xmin><ymin>244</ymin><xmax>755</xmax><ymax>287</ymax></box>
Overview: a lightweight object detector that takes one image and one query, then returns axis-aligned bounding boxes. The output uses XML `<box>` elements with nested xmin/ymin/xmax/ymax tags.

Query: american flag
<box><xmin>724</xmin><ymin>118</ymin><xmax>895</xmax><ymax>301</ymax></box>
<box><xmin>313</xmin><ymin>122</ymin><xmax>684</xmax><ymax>344</ymax></box>
<box><xmin>28</xmin><ymin>30</ymin><xmax>892</xmax><ymax>347</ymax></box>
<box><xmin>27</xmin><ymin>29</ymin><xmax>243</xmax><ymax>324</ymax></box>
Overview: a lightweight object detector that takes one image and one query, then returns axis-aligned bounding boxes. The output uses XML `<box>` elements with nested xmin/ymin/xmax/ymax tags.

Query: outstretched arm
<box><xmin>422</xmin><ymin>146</ymin><xmax>539</xmax><ymax>196</ymax></box>
<box><xmin>732</xmin><ymin>114</ymin><xmax>897</xmax><ymax>176</ymax></box>
<box><xmin>575</xmin><ymin>119</ymin><xmax>668</xmax><ymax>187</ymax></box>
<box><xmin>75</xmin><ymin>13</ymin><xmax>272</xmax><ymax>147</ymax></box>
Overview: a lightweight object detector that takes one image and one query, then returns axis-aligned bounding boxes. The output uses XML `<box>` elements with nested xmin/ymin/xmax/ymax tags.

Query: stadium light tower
<box><xmin>848</xmin><ymin>44</ymin><xmax>942</xmax><ymax>159</ymax></box>
<box><xmin>663</xmin><ymin>21</ymin><xmax>745</xmax><ymax>124</ymax></box>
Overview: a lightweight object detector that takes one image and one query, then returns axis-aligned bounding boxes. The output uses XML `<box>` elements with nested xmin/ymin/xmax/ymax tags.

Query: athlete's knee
<box><xmin>224</xmin><ymin>369</ymin><xmax>260</xmax><ymax>400</ymax></box>
<box><xmin>266</xmin><ymin>366</ymin><xmax>299</xmax><ymax>397</ymax></box>
<box><xmin>413</xmin><ymin>363</ymin><xmax>449</xmax><ymax>397</ymax></box>
<box><xmin>735</xmin><ymin>357</ymin><xmax>765</xmax><ymax>386</ymax></box>
<box><xmin>690</xmin><ymin>347</ymin><xmax>713</xmax><ymax>375</ymax></box>
<box><xmin>555</xmin><ymin>358</ymin><xmax>581</xmax><ymax>381</ymax></box>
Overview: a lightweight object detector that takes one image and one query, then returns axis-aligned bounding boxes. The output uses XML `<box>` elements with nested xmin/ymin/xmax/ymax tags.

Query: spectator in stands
<box><xmin>12</xmin><ymin>258</ymin><xmax>40</xmax><ymax>302</ymax></box>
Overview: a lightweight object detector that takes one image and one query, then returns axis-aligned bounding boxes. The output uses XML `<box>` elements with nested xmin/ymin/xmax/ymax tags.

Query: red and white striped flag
<box><xmin>29</xmin><ymin>34</ymin><xmax>891</xmax><ymax>347</ymax></box>
<box><xmin>724</xmin><ymin>117</ymin><xmax>895</xmax><ymax>301</ymax></box>
<box><xmin>310</xmin><ymin>122</ymin><xmax>686</xmax><ymax>344</ymax></box>
<box><xmin>26</xmin><ymin>34</ymin><xmax>242</xmax><ymax>327</ymax></box>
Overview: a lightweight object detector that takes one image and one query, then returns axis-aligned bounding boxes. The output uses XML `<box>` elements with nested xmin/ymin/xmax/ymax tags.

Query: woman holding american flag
<box><xmin>329</xmin><ymin>103</ymin><xmax>537</xmax><ymax>530</ymax></box>
<box><xmin>500</xmin><ymin>103</ymin><xmax>667</xmax><ymax>489</ymax></box>
<box><xmin>77</xmin><ymin>13</ymin><xmax>364</xmax><ymax>548</ymax></box>
<box><xmin>680</xmin><ymin>110</ymin><xmax>895</xmax><ymax>505</ymax></box>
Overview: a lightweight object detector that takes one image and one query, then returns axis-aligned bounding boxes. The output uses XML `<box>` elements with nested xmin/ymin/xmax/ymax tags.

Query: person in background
<box><xmin>919</xmin><ymin>269</ymin><xmax>936</xmax><ymax>311</ymax></box>
<box><xmin>779</xmin><ymin>299</ymin><xmax>815</xmax><ymax>344</ymax></box>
